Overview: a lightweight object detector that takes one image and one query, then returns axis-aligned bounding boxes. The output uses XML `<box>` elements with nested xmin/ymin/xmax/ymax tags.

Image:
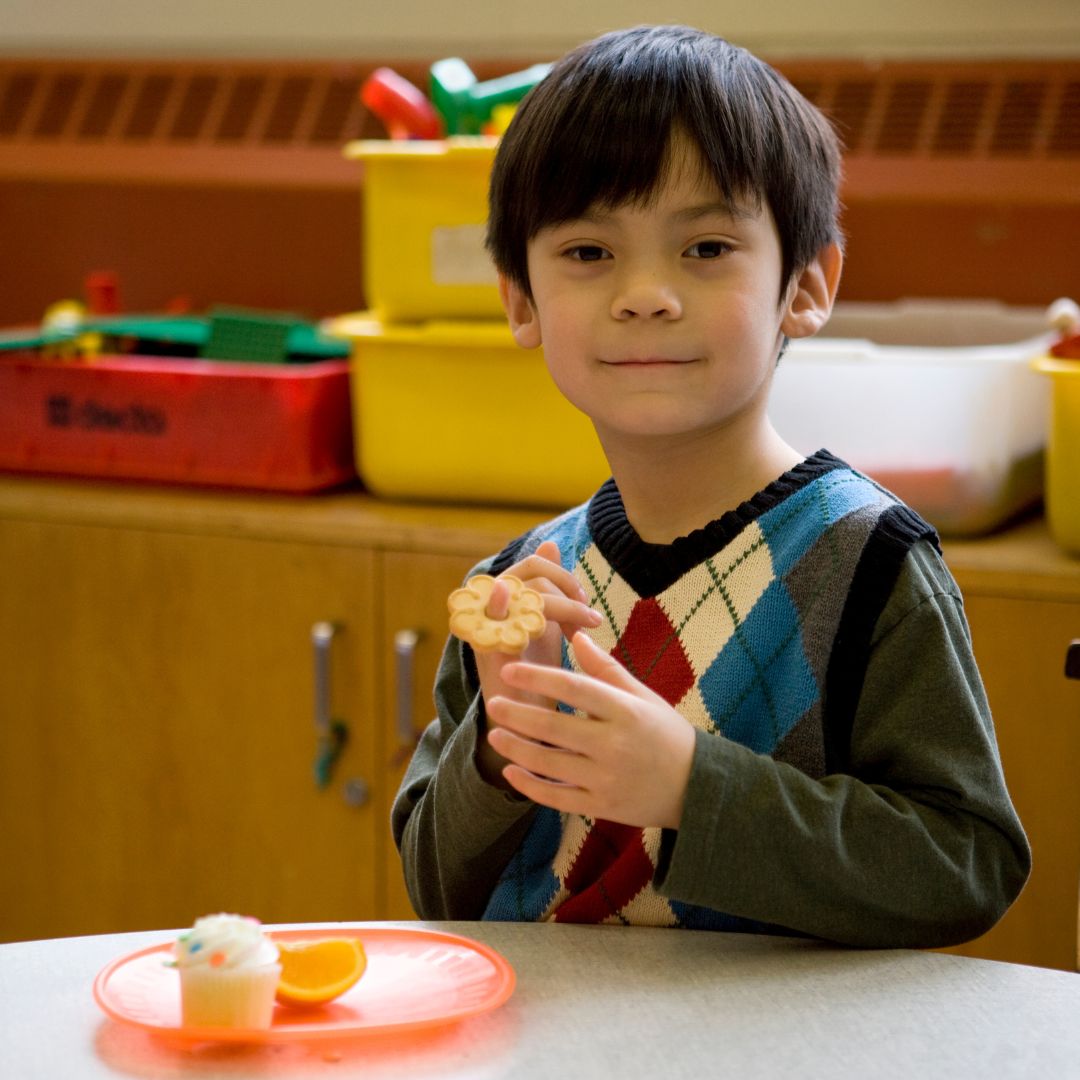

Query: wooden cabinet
<box><xmin>2</xmin><ymin>476</ymin><xmax>1079</xmax><ymax>971</ymax></box>
<box><xmin>0</xmin><ymin>514</ymin><xmax>381</xmax><ymax>938</ymax></box>
<box><xmin>0</xmin><ymin>477</ymin><xmax>540</xmax><ymax>943</ymax></box>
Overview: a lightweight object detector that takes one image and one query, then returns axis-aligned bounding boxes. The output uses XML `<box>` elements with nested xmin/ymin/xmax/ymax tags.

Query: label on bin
<box><xmin>46</xmin><ymin>393</ymin><xmax>167</xmax><ymax>436</ymax></box>
<box><xmin>431</xmin><ymin>225</ymin><xmax>499</xmax><ymax>287</ymax></box>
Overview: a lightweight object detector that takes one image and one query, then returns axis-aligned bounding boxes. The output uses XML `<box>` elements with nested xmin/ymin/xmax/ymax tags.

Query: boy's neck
<box><xmin>599</xmin><ymin>424</ymin><xmax>804</xmax><ymax>545</ymax></box>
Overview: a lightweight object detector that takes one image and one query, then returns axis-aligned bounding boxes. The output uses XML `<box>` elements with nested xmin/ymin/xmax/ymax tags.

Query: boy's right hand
<box><xmin>473</xmin><ymin>539</ymin><xmax>602</xmax><ymax>787</ymax></box>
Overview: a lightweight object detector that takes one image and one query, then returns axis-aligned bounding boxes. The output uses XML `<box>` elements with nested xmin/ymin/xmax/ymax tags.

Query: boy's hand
<box><xmin>485</xmin><ymin>631</ymin><xmax>696</xmax><ymax>830</ymax></box>
<box><xmin>473</xmin><ymin>540</ymin><xmax>602</xmax><ymax>787</ymax></box>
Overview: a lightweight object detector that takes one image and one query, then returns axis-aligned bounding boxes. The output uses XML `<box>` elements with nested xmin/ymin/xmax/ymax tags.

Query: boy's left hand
<box><xmin>485</xmin><ymin>631</ymin><xmax>696</xmax><ymax>830</ymax></box>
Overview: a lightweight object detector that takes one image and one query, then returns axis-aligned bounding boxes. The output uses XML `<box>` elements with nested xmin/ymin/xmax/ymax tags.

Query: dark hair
<box><xmin>486</xmin><ymin>25</ymin><xmax>843</xmax><ymax>299</ymax></box>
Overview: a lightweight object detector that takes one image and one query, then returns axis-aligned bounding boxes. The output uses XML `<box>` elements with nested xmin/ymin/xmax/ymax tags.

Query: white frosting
<box><xmin>173</xmin><ymin>913</ymin><xmax>280</xmax><ymax>971</ymax></box>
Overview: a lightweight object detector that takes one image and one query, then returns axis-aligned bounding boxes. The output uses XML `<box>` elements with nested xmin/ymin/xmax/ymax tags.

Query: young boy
<box><xmin>391</xmin><ymin>25</ymin><xmax>1030</xmax><ymax>946</ymax></box>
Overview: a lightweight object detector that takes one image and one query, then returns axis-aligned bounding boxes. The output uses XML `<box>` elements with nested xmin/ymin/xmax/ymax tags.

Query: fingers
<box><xmin>547</xmin><ymin>596</ymin><xmax>603</xmax><ymax>635</ymax></box>
<box><xmin>487</xmin><ymin>694</ymin><xmax>597</xmax><ymax>757</ymax></box>
<box><xmin>499</xmin><ymin>654</ymin><xmax>633</xmax><ymax>720</ymax></box>
<box><xmin>571</xmin><ymin>629</ymin><xmax>627</xmax><ymax>680</ymax></box>
<box><xmin>502</xmin><ymin>542</ymin><xmax>602</xmax><ymax>638</ymax></box>
<box><xmin>487</xmin><ymin>726</ymin><xmax>590</xmax><ymax>790</ymax></box>
<box><xmin>499</xmin><ymin>632</ymin><xmax>665</xmax><ymax>714</ymax></box>
<box><xmin>485</xmin><ymin>578</ymin><xmax>510</xmax><ymax>620</ymax></box>
<box><xmin>535</xmin><ymin>539</ymin><xmax>561</xmax><ymax>562</ymax></box>
<box><xmin>510</xmin><ymin>541</ymin><xmax>588</xmax><ymax>606</ymax></box>
<box><xmin>486</xmin><ymin>695</ymin><xmax>596</xmax><ymax>794</ymax></box>
<box><xmin>570</xmin><ymin>631</ymin><xmax>661</xmax><ymax>701</ymax></box>
<box><xmin>499</xmin><ymin>766</ymin><xmax>592</xmax><ymax>816</ymax></box>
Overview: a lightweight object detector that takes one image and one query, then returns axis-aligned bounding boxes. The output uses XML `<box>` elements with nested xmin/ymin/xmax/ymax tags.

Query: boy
<box><xmin>391</xmin><ymin>25</ymin><xmax>1029</xmax><ymax>946</ymax></box>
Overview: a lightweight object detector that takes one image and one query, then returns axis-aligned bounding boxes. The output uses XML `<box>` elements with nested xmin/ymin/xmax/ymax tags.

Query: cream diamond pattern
<box><xmin>657</xmin><ymin>521</ymin><xmax>776</xmax><ymax>678</ymax></box>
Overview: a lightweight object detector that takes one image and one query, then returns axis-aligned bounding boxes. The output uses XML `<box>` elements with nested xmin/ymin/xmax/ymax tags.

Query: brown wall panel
<box><xmin>0</xmin><ymin>180</ymin><xmax>363</xmax><ymax>323</ymax></box>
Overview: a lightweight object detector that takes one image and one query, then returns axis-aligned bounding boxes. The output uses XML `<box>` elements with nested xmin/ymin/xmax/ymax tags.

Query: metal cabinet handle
<box><xmin>311</xmin><ymin>621</ymin><xmax>350</xmax><ymax>792</ymax></box>
<box><xmin>1067</xmin><ymin>640</ymin><xmax>1080</xmax><ymax>680</ymax></box>
<box><xmin>394</xmin><ymin>629</ymin><xmax>422</xmax><ymax>757</ymax></box>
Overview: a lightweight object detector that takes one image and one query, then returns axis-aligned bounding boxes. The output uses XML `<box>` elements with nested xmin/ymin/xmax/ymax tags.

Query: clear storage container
<box><xmin>771</xmin><ymin>300</ymin><xmax>1056</xmax><ymax>535</ymax></box>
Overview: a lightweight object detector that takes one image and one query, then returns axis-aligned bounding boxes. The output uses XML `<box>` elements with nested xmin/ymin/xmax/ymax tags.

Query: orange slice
<box><xmin>274</xmin><ymin>937</ymin><xmax>367</xmax><ymax>1008</ymax></box>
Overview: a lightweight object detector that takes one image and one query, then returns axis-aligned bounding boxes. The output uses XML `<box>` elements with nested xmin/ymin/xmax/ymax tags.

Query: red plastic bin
<box><xmin>0</xmin><ymin>352</ymin><xmax>356</xmax><ymax>492</ymax></box>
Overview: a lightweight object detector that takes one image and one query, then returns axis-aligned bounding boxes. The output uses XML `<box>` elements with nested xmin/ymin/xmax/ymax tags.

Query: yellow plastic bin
<box><xmin>344</xmin><ymin>138</ymin><xmax>503</xmax><ymax>322</ymax></box>
<box><xmin>326</xmin><ymin>314</ymin><xmax>609</xmax><ymax>507</ymax></box>
<box><xmin>1032</xmin><ymin>355</ymin><xmax>1080</xmax><ymax>556</ymax></box>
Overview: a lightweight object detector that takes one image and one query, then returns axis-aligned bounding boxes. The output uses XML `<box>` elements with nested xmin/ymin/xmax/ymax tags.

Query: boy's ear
<box><xmin>499</xmin><ymin>274</ymin><xmax>542</xmax><ymax>349</ymax></box>
<box><xmin>780</xmin><ymin>241</ymin><xmax>844</xmax><ymax>340</ymax></box>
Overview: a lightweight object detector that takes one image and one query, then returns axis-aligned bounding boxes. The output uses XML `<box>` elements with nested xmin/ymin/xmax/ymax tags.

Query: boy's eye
<box><xmin>685</xmin><ymin>240</ymin><xmax>730</xmax><ymax>259</ymax></box>
<box><xmin>564</xmin><ymin>245</ymin><xmax>610</xmax><ymax>262</ymax></box>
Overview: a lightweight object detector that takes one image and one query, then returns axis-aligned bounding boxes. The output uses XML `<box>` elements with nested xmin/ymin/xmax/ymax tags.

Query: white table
<box><xmin>3</xmin><ymin>921</ymin><xmax>1079</xmax><ymax>1079</ymax></box>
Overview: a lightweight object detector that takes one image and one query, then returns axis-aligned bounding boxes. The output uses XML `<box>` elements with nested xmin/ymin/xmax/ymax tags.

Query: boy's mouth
<box><xmin>602</xmin><ymin>357</ymin><xmax>698</xmax><ymax>367</ymax></box>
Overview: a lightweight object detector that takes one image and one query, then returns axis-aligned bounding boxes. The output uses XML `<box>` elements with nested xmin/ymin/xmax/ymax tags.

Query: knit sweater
<box><xmin>392</xmin><ymin>451</ymin><xmax>1031</xmax><ymax>946</ymax></box>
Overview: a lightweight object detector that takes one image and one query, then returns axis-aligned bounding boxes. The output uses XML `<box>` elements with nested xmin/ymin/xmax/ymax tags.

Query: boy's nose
<box><xmin>611</xmin><ymin>273</ymin><xmax>683</xmax><ymax>321</ymax></box>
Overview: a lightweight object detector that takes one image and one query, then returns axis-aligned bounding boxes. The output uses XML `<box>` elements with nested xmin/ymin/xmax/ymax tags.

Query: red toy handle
<box><xmin>361</xmin><ymin>68</ymin><xmax>443</xmax><ymax>140</ymax></box>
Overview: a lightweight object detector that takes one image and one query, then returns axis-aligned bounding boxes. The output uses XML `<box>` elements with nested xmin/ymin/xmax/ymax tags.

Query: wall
<box><xmin>2</xmin><ymin>0</ymin><xmax>1079</xmax><ymax>60</ymax></box>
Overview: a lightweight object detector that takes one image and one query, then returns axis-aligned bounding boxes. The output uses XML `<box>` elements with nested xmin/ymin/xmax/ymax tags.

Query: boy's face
<box><xmin>499</xmin><ymin>138</ymin><xmax>839</xmax><ymax>457</ymax></box>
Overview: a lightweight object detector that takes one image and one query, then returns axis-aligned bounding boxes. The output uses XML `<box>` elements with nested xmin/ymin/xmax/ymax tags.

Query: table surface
<box><xmin>3</xmin><ymin>921</ymin><xmax>1080</xmax><ymax>1080</ymax></box>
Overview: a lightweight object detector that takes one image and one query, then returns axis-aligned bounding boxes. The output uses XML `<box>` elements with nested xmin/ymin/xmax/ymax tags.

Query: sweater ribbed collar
<box><xmin>585</xmin><ymin>449</ymin><xmax>847</xmax><ymax>596</ymax></box>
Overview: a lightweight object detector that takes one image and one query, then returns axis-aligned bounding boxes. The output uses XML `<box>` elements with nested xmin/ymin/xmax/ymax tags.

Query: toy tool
<box><xmin>429</xmin><ymin>59</ymin><xmax>551</xmax><ymax>135</ymax></box>
<box><xmin>360</xmin><ymin>68</ymin><xmax>442</xmax><ymax>140</ymax></box>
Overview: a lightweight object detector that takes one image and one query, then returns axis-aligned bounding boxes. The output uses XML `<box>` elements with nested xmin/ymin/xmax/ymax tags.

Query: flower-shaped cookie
<box><xmin>447</xmin><ymin>574</ymin><xmax>546</xmax><ymax>655</ymax></box>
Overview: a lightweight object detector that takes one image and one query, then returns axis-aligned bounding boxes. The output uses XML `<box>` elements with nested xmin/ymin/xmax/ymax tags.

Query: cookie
<box><xmin>448</xmin><ymin>574</ymin><xmax>546</xmax><ymax>654</ymax></box>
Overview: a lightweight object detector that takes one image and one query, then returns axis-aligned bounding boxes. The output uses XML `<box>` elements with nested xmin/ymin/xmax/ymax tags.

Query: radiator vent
<box><xmin>0</xmin><ymin>63</ymin><xmax>375</xmax><ymax>146</ymax></box>
<box><xmin>784</xmin><ymin>65</ymin><xmax>1079</xmax><ymax>159</ymax></box>
<box><xmin>0</xmin><ymin>58</ymin><xmax>1077</xmax><ymax>192</ymax></box>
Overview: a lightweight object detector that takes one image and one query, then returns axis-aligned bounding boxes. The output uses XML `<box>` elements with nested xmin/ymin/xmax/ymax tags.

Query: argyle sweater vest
<box><xmin>479</xmin><ymin>451</ymin><xmax>938</xmax><ymax>931</ymax></box>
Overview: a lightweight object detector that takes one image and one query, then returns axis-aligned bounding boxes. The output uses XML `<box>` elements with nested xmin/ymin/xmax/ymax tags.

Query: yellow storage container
<box><xmin>1032</xmin><ymin>355</ymin><xmax>1080</xmax><ymax>556</ymax></box>
<box><xmin>343</xmin><ymin>138</ymin><xmax>504</xmax><ymax>322</ymax></box>
<box><xmin>327</xmin><ymin>314</ymin><xmax>610</xmax><ymax>507</ymax></box>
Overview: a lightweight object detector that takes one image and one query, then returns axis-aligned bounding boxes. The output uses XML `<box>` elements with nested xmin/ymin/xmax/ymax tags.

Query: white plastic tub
<box><xmin>770</xmin><ymin>300</ymin><xmax>1057</xmax><ymax>536</ymax></box>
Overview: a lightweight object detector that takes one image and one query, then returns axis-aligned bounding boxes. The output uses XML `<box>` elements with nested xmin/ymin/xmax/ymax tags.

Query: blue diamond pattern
<box><xmin>761</xmin><ymin>472</ymin><xmax>882</xmax><ymax>576</ymax></box>
<box><xmin>699</xmin><ymin>578</ymin><xmax>817</xmax><ymax>751</ymax></box>
<box><xmin>483</xmin><ymin>807</ymin><xmax>563</xmax><ymax>921</ymax></box>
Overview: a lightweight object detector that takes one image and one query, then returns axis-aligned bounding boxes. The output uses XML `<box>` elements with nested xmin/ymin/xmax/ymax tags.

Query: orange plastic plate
<box><xmin>93</xmin><ymin>926</ymin><xmax>515</xmax><ymax>1043</ymax></box>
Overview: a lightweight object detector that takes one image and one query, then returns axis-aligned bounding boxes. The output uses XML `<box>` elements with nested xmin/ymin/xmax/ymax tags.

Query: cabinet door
<box><xmin>378</xmin><ymin>550</ymin><xmax>486</xmax><ymax>921</ymax></box>
<box><xmin>0</xmin><ymin>517</ymin><xmax>379</xmax><ymax>942</ymax></box>
<box><xmin>942</xmin><ymin>595</ymin><xmax>1080</xmax><ymax>972</ymax></box>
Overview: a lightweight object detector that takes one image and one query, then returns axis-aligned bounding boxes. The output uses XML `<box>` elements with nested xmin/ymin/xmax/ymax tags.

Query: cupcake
<box><xmin>173</xmin><ymin>914</ymin><xmax>282</xmax><ymax>1029</ymax></box>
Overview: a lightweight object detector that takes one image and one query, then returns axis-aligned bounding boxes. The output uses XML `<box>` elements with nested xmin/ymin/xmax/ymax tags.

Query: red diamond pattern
<box><xmin>554</xmin><ymin>821</ymin><xmax>657</xmax><ymax>923</ymax></box>
<box><xmin>610</xmin><ymin>597</ymin><xmax>696</xmax><ymax>706</ymax></box>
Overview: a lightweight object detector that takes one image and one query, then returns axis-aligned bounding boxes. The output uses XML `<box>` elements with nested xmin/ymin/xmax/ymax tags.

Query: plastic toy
<box><xmin>429</xmin><ymin>59</ymin><xmax>551</xmax><ymax>135</ymax></box>
<box><xmin>360</xmin><ymin>68</ymin><xmax>442</xmax><ymax>140</ymax></box>
<box><xmin>428</xmin><ymin>58</ymin><xmax>477</xmax><ymax>136</ymax></box>
<box><xmin>85</xmin><ymin>270</ymin><xmax>120</xmax><ymax>315</ymax></box>
<box><xmin>40</xmin><ymin>300</ymin><xmax>102</xmax><ymax>359</ymax></box>
<box><xmin>1051</xmin><ymin>333</ymin><xmax>1080</xmax><ymax>359</ymax></box>
<box><xmin>201</xmin><ymin>308</ymin><xmax>297</xmax><ymax>364</ymax></box>
<box><xmin>1047</xmin><ymin>297</ymin><xmax>1080</xmax><ymax>358</ymax></box>
<box><xmin>0</xmin><ymin>310</ymin><xmax>348</xmax><ymax>363</ymax></box>
<box><xmin>484</xmin><ymin>103</ymin><xmax>518</xmax><ymax>136</ymax></box>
